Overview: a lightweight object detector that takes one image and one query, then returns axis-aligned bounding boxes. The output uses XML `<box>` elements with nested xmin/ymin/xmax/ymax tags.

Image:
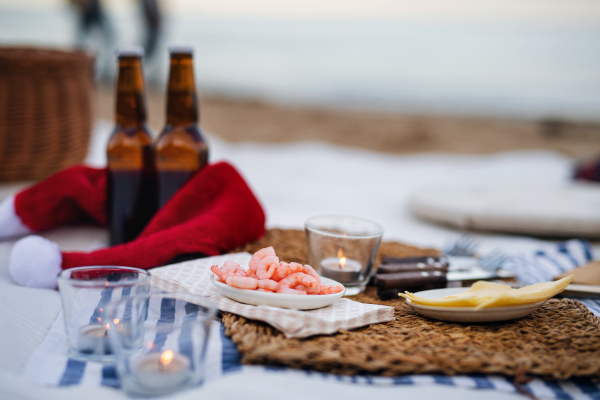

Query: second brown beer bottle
<box><xmin>106</xmin><ymin>47</ymin><xmax>156</xmax><ymax>245</ymax></box>
<box><xmin>155</xmin><ymin>47</ymin><xmax>209</xmax><ymax>208</ymax></box>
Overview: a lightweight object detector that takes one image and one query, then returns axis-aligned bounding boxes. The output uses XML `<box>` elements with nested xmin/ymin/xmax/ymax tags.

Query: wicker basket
<box><xmin>0</xmin><ymin>47</ymin><xmax>94</xmax><ymax>182</ymax></box>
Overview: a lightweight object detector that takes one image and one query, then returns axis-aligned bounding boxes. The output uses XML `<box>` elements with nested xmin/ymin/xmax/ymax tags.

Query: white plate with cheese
<box><xmin>406</xmin><ymin>288</ymin><xmax>546</xmax><ymax>323</ymax></box>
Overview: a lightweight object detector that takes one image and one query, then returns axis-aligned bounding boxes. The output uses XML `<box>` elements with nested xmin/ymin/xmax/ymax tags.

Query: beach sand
<box><xmin>96</xmin><ymin>85</ymin><xmax>600</xmax><ymax>158</ymax></box>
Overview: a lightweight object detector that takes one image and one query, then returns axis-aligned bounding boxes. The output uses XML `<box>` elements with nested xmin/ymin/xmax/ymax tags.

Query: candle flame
<box><xmin>337</xmin><ymin>249</ymin><xmax>346</xmax><ymax>269</ymax></box>
<box><xmin>160</xmin><ymin>350</ymin><xmax>174</xmax><ymax>366</ymax></box>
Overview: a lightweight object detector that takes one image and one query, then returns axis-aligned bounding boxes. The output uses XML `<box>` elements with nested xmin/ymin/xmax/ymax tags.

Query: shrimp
<box><xmin>297</xmin><ymin>283</ymin><xmax>320</xmax><ymax>295</ymax></box>
<box><xmin>256</xmin><ymin>256</ymin><xmax>280</xmax><ymax>280</ymax></box>
<box><xmin>270</xmin><ymin>262</ymin><xmax>290</xmax><ymax>281</ymax></box>
<box><xmin>276</xmin><ymin>287</ymin><xmax>307</xmax><ymax>295</ymax></box>
<box><xmin>223</xmin><ymin>261</ymin><xmax>248</xmax><ymax>277</ymax></box>
<box><xmin>272</xmin><ymin>261</ymin><xmax>306</xmax><ymax>281</ymax></box>
<box><xmin>289</xmin><ymin>262</ymin><xmax>305</xmax><ymax>273</ymax></box>
<box><xmin>257</xmin><ymin>279</ymin><xmax>279</xmax><ymax>291</ymax></box>
<box><xmin>226</xmin><ymin>276</ymin><xmax>258</xmax><ymax>290</ymax></box>
<box><xmin>217</xmin><ymin>253</ymin><xmax>338</xmax><ymax>296</ymax></box>
<box><xmin>211</xmin><ymin>265</ymin><xmax>228</xmax><ymax>282</ymax></box>
<box><xmin>319</xmin><ymin>284</ymin><xmax>344</xmax><ymax>295</ymax></box>
<box><xmin>302</xmin><ymin>264</ymin><xmax>321</xmax><ymax>284</ymax></box>
<box><xmin>248</xmin><ymin>247</ymin><xmax>276</xmax><ymax>276</ymax></box>
<box><xmin>211</xmin><ymin>262</ymin><xmax>246</xmax><ymax>283</ymax></box>
<box><xmin>278</xmin><ymin>272</ymin><xmax>318</xmax><ymax>291</ymax></box>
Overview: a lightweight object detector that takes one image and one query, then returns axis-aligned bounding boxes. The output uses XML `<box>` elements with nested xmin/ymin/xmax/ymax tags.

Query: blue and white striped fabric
<box><xmin>24</xmin><ymin>240</ymin><xmax>600</xmax><ymax>399</ymax></box>
<box><xmin>504</xmin><ymin>239</ymin><xmax>600</xmax><ymax>316</ymax></box>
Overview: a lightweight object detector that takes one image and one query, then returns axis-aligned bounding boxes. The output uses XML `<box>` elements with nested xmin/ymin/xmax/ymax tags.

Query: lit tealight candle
<box><xmin>320</xmin><ymin>250</ymin><xmax>363</xmax><ymax>284</ymax></box>
<box><xmin>135</xmin><ymin>350</ymin><xmax>191</xmax><ymax>392</ymax></box>
<box><xmin>78</xmin><ymin>323</ymin><xmax>112</xmax><ymax>355</ymax></box>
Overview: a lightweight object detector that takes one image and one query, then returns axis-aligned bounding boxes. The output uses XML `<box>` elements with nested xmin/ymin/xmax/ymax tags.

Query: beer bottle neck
<box><xmin>115</xmin><ymin>57</ymin><xmax>148</xmax><ymax>127</ymax></box>
<box><xmin>166</xmin><ymin>55</ymin><xmax>199</xmax><ymax>126</ymax></box>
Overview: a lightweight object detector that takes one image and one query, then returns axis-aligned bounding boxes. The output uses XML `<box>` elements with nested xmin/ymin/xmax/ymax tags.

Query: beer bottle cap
<box><xmin>169</xmin><ymin>46</ymin><xmax>194</xmax><ymax>56</ymax></box>
<box><xmin>116</xmin><ymin>46</ymin><xmax>144</xmax><ymax>59</ymax></box>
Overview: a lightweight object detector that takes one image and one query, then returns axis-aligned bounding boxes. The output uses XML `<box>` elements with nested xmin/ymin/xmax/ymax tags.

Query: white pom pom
<box><xmin>9</xmin><ymin>235</ymin><xmax>62</xmax><ymax>289</ymax></box>
<box><xmin>0</xmin><ymin>195</ymin><xmax>33</xmax><ymax>240</ymax></box>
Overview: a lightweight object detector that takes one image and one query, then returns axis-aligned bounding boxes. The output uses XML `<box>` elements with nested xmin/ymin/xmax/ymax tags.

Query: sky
<box><xmin>2</xmin><ymin>0</ymin><xmax>599</xmax><ymax>120</ymax></box>
<box><xmin>4</xmin><ymin>0</ymin><xmax>600</xmax><ymax>24</ymax></box>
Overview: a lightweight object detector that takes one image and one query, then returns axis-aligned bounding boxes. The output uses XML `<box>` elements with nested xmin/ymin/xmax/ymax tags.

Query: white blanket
<box><xmin>1</xmin><ymin>121</ymin><xmax>598</xmax><ymax>400</ymax></box>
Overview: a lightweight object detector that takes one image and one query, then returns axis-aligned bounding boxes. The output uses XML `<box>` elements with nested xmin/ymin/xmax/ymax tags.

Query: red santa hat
<box><xmin>2</xmin><ymin>162</ymin><xmax>266</xmax><ymax>289</ymax></box>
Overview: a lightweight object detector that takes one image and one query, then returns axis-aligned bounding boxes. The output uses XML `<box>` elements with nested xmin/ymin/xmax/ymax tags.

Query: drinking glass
<box><xmin>106</xmin><ymin>292</ymin><xmax>216</xmax><ymax>397</ymax></box>
<box><xmin>57</xmin><ymin>266</ymin><xmax>151</xmax><ymax>362</ymax></box>
<box><xmin>305</xmin><ymin>215</ymin><xmax>383</xmax><ymax>295</ymax></box>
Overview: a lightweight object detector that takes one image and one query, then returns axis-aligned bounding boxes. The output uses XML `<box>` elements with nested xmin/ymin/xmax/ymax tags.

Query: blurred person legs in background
<box><xmin>69</xmin><ymin>0</ymin><xmax>116</xmax><ymax>82</ymax></box>
<box><xmin>140</xmin><ymin>0</ymin><xmax>162</xmax><ymax>62</ymax></box>
<box><xmin>139</xmin><ymin>0</ymin><xmax>164</xmax><ymax>85</ymax></box>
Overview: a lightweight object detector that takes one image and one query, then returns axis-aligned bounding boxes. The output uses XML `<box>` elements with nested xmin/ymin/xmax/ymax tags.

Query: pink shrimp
<box><xmin>211</xmin><ymin>262</ymin><xmax>247</xmax><ymax>283</ymax></box>
<box><xmin>257</xmin><ymin>279</ymin><xmax>279</xmax><ymax>291</ymax></box>
<box><xmin>276</xmin><ymin>287</ymin><xmax>307</xmax><ymax>295</ymax></box>
<box><xmin>302</xmin><ymin>264</ymin><xmax>321</xmax><ymax>283</ymax></box>
<box><xmin>272</xmin><ymin>261</ymin><xmax>306</xmax><ymax>281</ymax></box>
<box><xmin>248</xmin><ymin>247</ymin><xmax>276</xmax><ymax>276</ymax></box>
<box><xmin>256</xmin><ymin>256</ymin><xmax>280</xmax><ymax>280</ymax></box>
<box><xmin>226</xmin><ymin>276</ymin><xmax>258</xmax><ymax>290</ymax></box>
<box><xmin>224</xmin><ymin>261</ymin><xmax>248</xmax><ymax>277</ymax></box>
<box><xmin>318</xmin><ymin>284</ymin><xmax>344</xmax><ymax>295</ymax></box>
<box><xmin>211</xmin><ymin>265</ymin><xmax>229</xmax><ymax>282</ymax></box>
<box><xmin>278</xmin><ymin>272</ymin><xmax>318</xmax><ymax>292</ymax></box>
<box><xmin>298</xmin><ymin>265</ymin><xmax>321</xmax><ymax>293</ymax></box>
<box><xmin>289</xmin><ymin>262</ymin><xmax>305</xmax><ymax>273</ymax></box>
<box><xmin>270</xmin><ymin>262</ymin><xmax>290</xmax><ymax>281</ymax></box>
<box><xmin>296</xmin><ymin>283</ymin><xmax>320</xmax><ymax>295</ymax></box>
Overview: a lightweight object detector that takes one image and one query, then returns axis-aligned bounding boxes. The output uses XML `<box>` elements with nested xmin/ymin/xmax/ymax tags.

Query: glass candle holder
<box><xmin>57</xmin><ymin>266</ymin><xmax>151</xmax><ymax>362</ymax></box>
<box><xmin>305</xmin><ymin>215</ymin><xmax>383</xmax><ymax>295</ymax></box>
<box><xmin>106</xmin><ymin>293</ymin><xmax>216</xmax><ymax>397</ymax></box>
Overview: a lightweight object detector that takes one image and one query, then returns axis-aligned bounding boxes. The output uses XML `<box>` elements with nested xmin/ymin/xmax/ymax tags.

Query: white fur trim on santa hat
<box><xmin>9</xmin><ymin>235</ymin><xmax>62</xmax><ymax>289</ymax></box>
<box><xmin>0</xmin><ymin>195</ymin><xmax>33</xmax><ymax>240</ymax></box>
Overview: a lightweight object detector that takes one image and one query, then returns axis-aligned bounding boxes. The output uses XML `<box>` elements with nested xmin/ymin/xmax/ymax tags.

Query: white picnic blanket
<box><xmin>1</xmin><ymin>124</ymin><xmax>599</xmax><ymax>400</ymax></box>
<box><xmin>19</xmin><ymin>240</ymin><xmax>600</xmax><ymax>400</ymax></box>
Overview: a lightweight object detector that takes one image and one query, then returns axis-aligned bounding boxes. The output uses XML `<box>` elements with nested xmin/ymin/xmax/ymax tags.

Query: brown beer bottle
<box><xmin>155</xmin><ymin>47</ymin><xmax>209</xmax><ymax>208</ymax></box>
<box><xmin>106</xmin><ymin>47</ymin><xmax>156</xmax><ymax>245</ymax></box>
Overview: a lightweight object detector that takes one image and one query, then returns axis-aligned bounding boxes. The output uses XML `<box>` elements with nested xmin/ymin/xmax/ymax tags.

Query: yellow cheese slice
<box><xmin>399</xmin><ymin>275</ymin><xmax>572</xmax><ymax>309</ymax></box>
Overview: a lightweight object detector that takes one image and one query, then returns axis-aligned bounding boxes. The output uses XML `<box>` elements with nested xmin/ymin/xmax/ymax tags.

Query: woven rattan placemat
<box><xmin>226</xmin><ymin>229</ymin><xmax>600</xmax><ymax>379</ymax></box>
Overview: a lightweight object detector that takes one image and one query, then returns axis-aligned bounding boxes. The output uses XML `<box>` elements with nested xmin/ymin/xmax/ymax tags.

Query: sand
<box><xmin>96</xmin><ymin>84</ymin><xmax>600</xmax><ymax>158</ymax></box>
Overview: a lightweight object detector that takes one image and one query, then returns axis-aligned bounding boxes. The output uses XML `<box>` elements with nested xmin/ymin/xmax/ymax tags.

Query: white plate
<box><xmin>409</xmin><ymin>184</ymin><xmax>600</xmax><ymax>238</ymax></box>
<box><xmin>210</xmin><ymin>275</ymin><xmax>345</xmax><ymax>310</ymax></box>
<box><xmin>405</xmin><ymin>287</ymin><xmax>546</xmax><ymax>323</ymax></box>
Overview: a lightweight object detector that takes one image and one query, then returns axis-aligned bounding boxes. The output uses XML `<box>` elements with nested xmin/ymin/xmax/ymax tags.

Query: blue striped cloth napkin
<box><xmin>23</xmin><ymin>240</ymin><xmax>600</xmax><ymax>399</ymax></box>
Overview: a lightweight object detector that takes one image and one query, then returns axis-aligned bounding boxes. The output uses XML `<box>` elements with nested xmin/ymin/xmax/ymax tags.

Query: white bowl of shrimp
<box><xmin>209</xmin><ymin>247</ymin><xmax>346</xmax><ymax>310</ymax></box>
<box><xmin>210</xmin><ymin>274</ymin><xmax>345</xmax><ymax>310</ymax></box>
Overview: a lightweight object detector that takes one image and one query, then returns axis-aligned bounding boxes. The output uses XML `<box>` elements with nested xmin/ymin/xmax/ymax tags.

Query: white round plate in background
<box><xmin>409</xmin><ymin>184</ymin><xmax>600</xmax><ymax>238</ymax></box>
